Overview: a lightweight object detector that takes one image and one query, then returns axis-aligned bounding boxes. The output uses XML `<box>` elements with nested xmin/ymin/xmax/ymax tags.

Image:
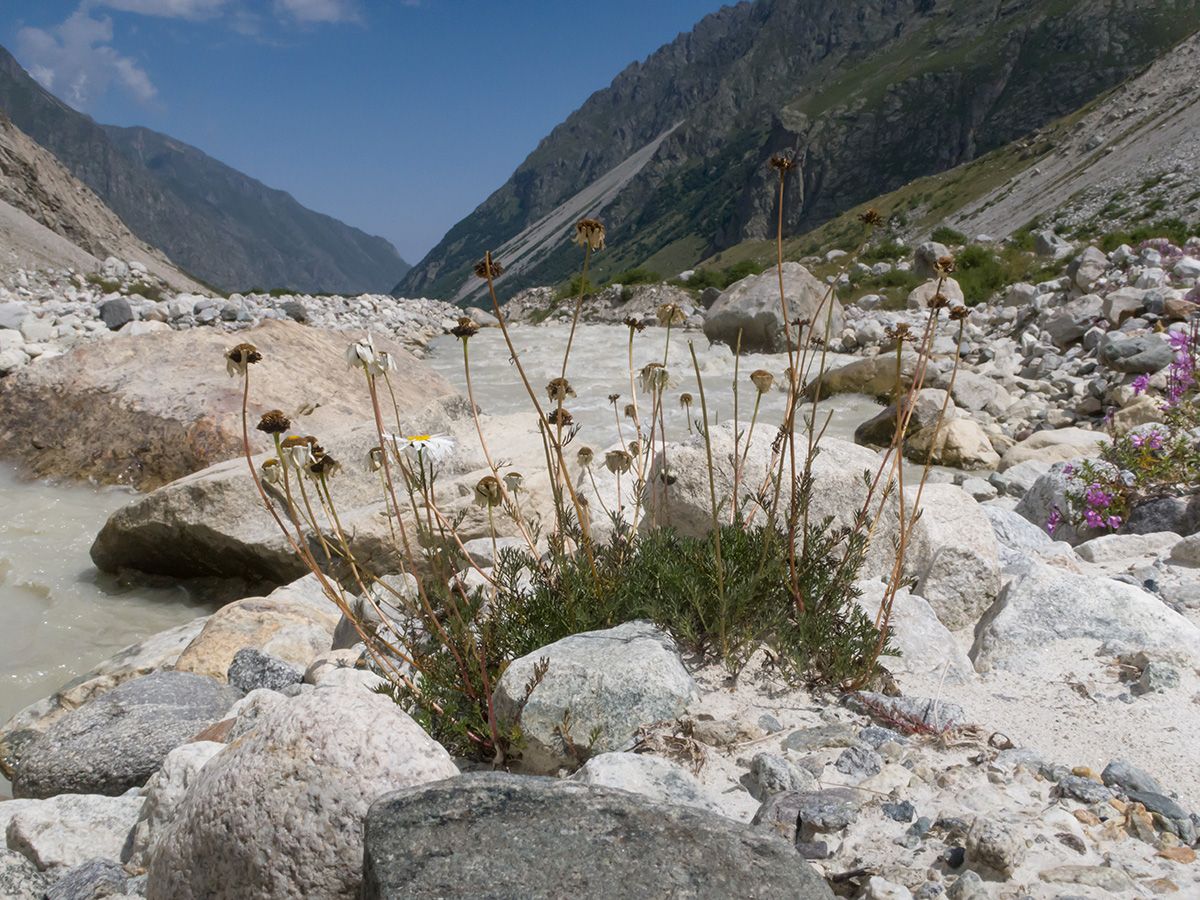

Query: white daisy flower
<box><xmin>346</xmin><ymin>334</ymin><xmax>376</xmax><ymax>369</ymax></box>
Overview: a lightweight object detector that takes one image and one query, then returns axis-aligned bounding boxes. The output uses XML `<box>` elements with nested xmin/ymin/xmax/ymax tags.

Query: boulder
<box><xmin>171</xmin><ymin>596</ymin><xmax>336</xmax><ymax>681</ymax></box>
<box><xmin>905</xmin><ymin>277</ymin><xmax>964</xmax><ymax>311</ymax></box>
<box><xmin>1034</xmin><ymin>231</ymin><xmax>1073</xmax><ymax>258</ymax></box>
<box><xmin>145</xmin><ymin>686</ymin><xmax>458</xmax><ymax>900</ymax></box>
<box><xmin>969</xmin><ymin>561</ymin><xmax>1200</xmax><ymax>673</ymax></box>
<box><xmin>998</xmin><ymin>427</ymin><xmax>1108</xmax><ymax>472</ymax></box>
<box><xmin>988</xmin><ymin>458</ymin><xmax>1050</xmax><ymax>497</ymax></box>
<box><xmin>362</xmin><ymin>772</ymin><xmax>834</xmax><ymax>900</ymax></box>
<box><xmin>0</xmin><ymin>319</ymin><xmax>456</xmax><ymax>489</ymax></box>
<box><xmin>0</xmin><ymin>617</ymin><xmax>208</xmax><ymax>779</ymax></box>
<box><xmin>12</xmin><ymin>671</ymin><xmax>240</xmax><ymax>799</ymax></box>
<box><xmin>0</xmin><ymin>849</ymin><xmax>48</xmax><ymax>899</ymax></box>
<box><xmin>89</xmin><ymin>406</ymin><xmax>552</xmax><ymax>582</ymax></box>
<box><xmin>913</xmin><ymin>241</ymin><xmax>950</xmax><ymax>278</ymax></box>
<box><xmin>643</xmin><ymin>424</ymin><xmax>924</xmax><ymax>581</ymax></box>
<box><xmin>43</xmin><ymin>857</ymin><xmax>131</xmax><ymax>900</ymax></box>
<box><xmin>1102</xmin><ymin>287</ymin><xmax>1148</xmax><ymax>325</ymax></box>
<box><xmin>902</xmin><ymin>484</ymin><xmax>1001</xmax><ymax>631</ymax></box>
<box><xmin>568</xmin><ymin>752</ymin><xmax>721</xmax><ymax>813</ymax></box>
<box><xmin>905</xmin><ymin>417</ymin><xmax>1000</xmax><ymax>470</ymax></box>
<box><xmin>854</xmin><ymin>389</ymin><xmax>949</xmax><ymax>448</ymax></box>
<box><xmin>98</xmin><ymin>297</ymin><xmax>132</xmax><ymax>331</ymax></box>
<box><xmin>1097</xmin><ymin>333</ymin><xmax>1174</xmax><ymax>374</ymax></box>
<box><xmin>125</xmin><ymin>742</ymin><xmax>225</xmax><ymax>867</ymax></box>
<box><xmin>225</xmin><ymin>647</ymin><xmax>304</xmax><ymax>693</ymax></box>
<box><xmin>807</xmin><ymin>352</ymin><xmax>922</xmax><ymax>401</ymax></box>
<box><xmin>945</xmin><ymin>371</ymin><xmax>1010</xmax><ymax>415</ymax></box>
<box><xmin>5</xmin><ymin>793</ymin><xmax>144</xmax><ymax>870</ymax></box>
<box><xmin>1040</xmin><ymin>294</ymin><xmax>1103</xmax><ymax>347</ymax></box>
<box><xmin>854</xmin><ymin>581</ymin><xmax>975</xmax><ymax>683</ymax></box>
<box><xmin>493</xmin><ymin>621</ymin><xmax>699</xmax><ymax>774</ymax></box>
<box><xmin>704</xmin><ymin>262</ymin><xmax>842</xmax><ymax>354</ymax></box>
<box><xmin>1074</xmin><ymin>531</ymin><xmax>1180</xmax><ymax>564</ymax></box>
<box><xmin>1068</xmin><ymin>246</ymin><xmax>1108</xmax><ymax>291</ymax></box>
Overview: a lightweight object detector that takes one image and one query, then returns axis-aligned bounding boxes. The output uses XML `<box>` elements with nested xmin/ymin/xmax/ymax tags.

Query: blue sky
<box><xmin>2</xmin><ymin>0</ymin><xmax>735</xmax><ymax>265</ymax></box>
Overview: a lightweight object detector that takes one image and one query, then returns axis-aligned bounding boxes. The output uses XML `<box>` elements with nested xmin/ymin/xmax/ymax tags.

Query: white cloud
<box><xmin>99</xmin><ymin>0</ymin><xmax>230</xmax><ymax>19</ymax></box>
<box><xmin>16</xmin><ymin>8</ymin><xmax>158</xmax><ymax>110</ymax></box>
<box><xmin>273</xmin><ymin>0</ymin><xmax>362</xmax><ymax>24</ymax></box>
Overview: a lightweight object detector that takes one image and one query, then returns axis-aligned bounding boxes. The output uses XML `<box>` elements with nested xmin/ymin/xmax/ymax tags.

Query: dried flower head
<box><xmin>473</xmin><ymin>475</ymin><xmax>503</xmax><ymax>509</ymax></box>
<box><xmin>769</xmin><ymin>155</ymin><xmax>798</xmax><ymax>173</ymax></box>
<box><xmin>546</xmin><ymin>377</ymin><xmax>576</xmax><ymax>403</ymax></box>
<box><xmin>546</xmin><ymin>408</ymin><xmax>574</xmax><ymax>427</ymax></box>
<box><xmin>576</xmin><ymin>446</ymin><xmax>594</xmax><ymax>468</ymax></box>
<box><xmin>474</xmin><ymin>256</ymin><xmax>504</xmax><ymax>279</ymax></box>
<box><xmin>948</xmin><ymin>305</ymin><xmax>970</xmax><ymax>322</ymax></box>
<box><xmin>225</xmin><ymin>343</ymin><xmax>262</xmax><ymax>378</ymax></box>
<box><xmin>750</xmin><ymin>369</ymin><xmax>775</xmax><ymax>394</ymax></box>
<box><xmin>935</xmin><ymin>256</ymin><xmax>956</xmax><ymax>276</ymax></box>
<box><xmin>257</xmin><ymin>409</ymin><xmax>291</xmax><ymax>434</ymax></box>
<box><xmin>308</xmin><ymin>453</ymin><xmax>342</xmax><ymax>479</ymax></box>
<box><xmin>503</xmin><ymin>471</ymin><xmax>524</xmax><ymax>493</ymax></box>
<box><xmin>679</xmin><ymin>392</ymin><xmax>693</xmax><ymax>409</ymax></box>
<box><xmin>639</xmin><ymin>362</ymin><xmax>673</xmax><ymax>394</ymax></box>
<box><xmin>807</xmin><ymin>335</ymin><xmax>826</xmax><ymax>348</ymax></box>
<box><xmin>627</xmin><ymin>441</ymin><xmax>640</xmax><ymax>459</ymax></box>
<box><xmin>859</xmin><ymin>208</ymin><xmax>884</xmax><ymax>227</ymax></box>
<box><xmin>260</xmin><ymin>457</ymin><xmax>283</xmax><ymax>486</ymax></box>
<box><xmin>624</xmin><ymin>403</ymin><xmax>638</xmax><ymax>421</ymax></box>
<box><xmin>657</xmin><ymin>302</ymin><xmax>685</xmax><ymax>326</ymax></box>
<box><xmin>927</xmin><ymin>292</ymin><xmax>951</xmax><ymax>310</ymax></box>
<box><xmin>608</xmin><ymin>393</ymin><xmax>621</xmax><ymax>405</ymax></box>
<box><xmin>368</xmin><ymin>350</ymin><xmax>395</xmax><ymax>377</ymax></box>
<box><xmin>605</xmin><ymin>449</ymin><xmax>633</xmax><ymax>474</ymax></box>
<box><xmin>885</xmin><ymin>323</ymin><xmax>915</xmax><ymax>343</ymax></box>
<box><xmin>365</xmin><ymin>446</ymin><xmax>384</xmax><ymax>472</ymax></box>
<box><xmin>623</xmin><ymin>315</ymin><xmax>646</xmax><ymax>333</ymax></box>
<box><xmin>573</xmin><ymin>219</ymin><xmax>606</xmax><ymax>251</ymax></box>
<box><xmin>451</xmin><ymin>317</ymin><xmax>480</xmax><ymax>339</ymax></box>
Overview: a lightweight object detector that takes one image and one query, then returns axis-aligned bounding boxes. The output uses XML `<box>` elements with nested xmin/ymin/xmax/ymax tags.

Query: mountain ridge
<box><xmin>0</xmin><ymin>44</ymin><xmax>409</xmax><ymax>295</ymax></box>
<box><xmin>400</xmin><ymin>0</ymin><xmax>1200</xmax><ymax>305</ymax></box>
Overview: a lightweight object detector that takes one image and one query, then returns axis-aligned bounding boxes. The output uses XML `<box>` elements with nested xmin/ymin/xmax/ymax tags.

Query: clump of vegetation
<box><xmin>607</xmin><ymin>267</ymin><xmax>662</xmax><ymax>287</ymax></box>
<box><xmin>225</xmin><ymin>160</ymin><xmax>965</xmax><ymax>766</ymax></box>
<box><xmin>930</xmin><ymin>226</ymin><xmax>968</xmax><ymax>246</ymax></box>
<box><xmin>678</xmin><ymin>259</ymin><xmax>766</xmax><ymax>292</ymax></box>
<box><xmin>860</xmin><ymin>239</ymin><xmax>909</xmax><ymax>263</ymax></box>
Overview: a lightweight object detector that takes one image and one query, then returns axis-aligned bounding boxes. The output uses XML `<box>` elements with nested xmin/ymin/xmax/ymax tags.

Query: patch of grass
<box><xmin>607</xmin><ymin>268</ymin><xmax>662</xmax><ymax>287</ymax></box>
<box><xmin>931</xmin><ymin>226</ymin><xmax>968</xmax><ymax>246</ymax></box>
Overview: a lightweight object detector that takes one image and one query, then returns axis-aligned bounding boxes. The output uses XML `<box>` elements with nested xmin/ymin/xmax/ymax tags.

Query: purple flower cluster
<box><xmin>1166</xmin><ymin>329</ymin><xmax>1197</xmax><ymax>406</ymax></box>
<box><xmin>1082</xmin><ymin>482</ymin><xmax>1121</xmax><ymax>530</ymax></box>
<box><xmin>1139</xmin><ymin>238</ymin><xmax>1185</xmax><ymax>264</ymax></box>
<box><xmin>1130</xmin><ymin>429</ymin><xmax>1163</xmax><ymax>450</ymax></box>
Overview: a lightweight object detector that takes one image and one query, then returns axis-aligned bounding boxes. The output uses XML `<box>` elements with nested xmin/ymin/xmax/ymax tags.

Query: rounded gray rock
<box><xmin>145</xmin><ymin>685</ymin><xmax>458</xmax><ymax>900</ymax></box>
<box><xmin>13</xmin><ymin>671</ymin><xmax>241</xmax><ymax>799</ymax></box>
<box><xmin>362</xmin><ymin>772</ymin><xmax>834</xmax><ymax>900</ymax></box>
<box><xmin>226</xmin><ymin>647</ymin><xmax>303</xmax><ymax>694</ymax></box>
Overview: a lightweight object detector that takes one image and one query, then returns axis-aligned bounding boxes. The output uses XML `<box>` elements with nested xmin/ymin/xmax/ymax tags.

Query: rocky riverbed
<box><xmin>0</xmin><ymin>237</ymin><xmax>1199</xmax><ymax>899</ymax></box>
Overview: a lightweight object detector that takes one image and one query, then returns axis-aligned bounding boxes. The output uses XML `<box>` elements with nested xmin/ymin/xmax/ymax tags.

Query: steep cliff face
<box><xmin>0</xmin><ymin>45</ymin><xmax>409</xmax><ymax>295</ymax></box>
<box><xmin>400</xmin><ymin>0</ymin><xmax>1200</xmax><ymax>304</ymax></box>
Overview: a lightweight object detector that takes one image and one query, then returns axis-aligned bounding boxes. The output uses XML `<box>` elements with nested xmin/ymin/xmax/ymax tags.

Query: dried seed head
<box><xmin>608</xmin><ymin>393</ymin><xmax>621</xmax><ymax>405</ymax></box>
<box><xmin>451</xmin><ymin>317</ymin><xmax>480</xmax><ymax>339</ymax></box>
<box><xmin>225</xmin><ymin>343</ymin><xmax>262</xmax><ymax>378</ymax></box>
<box><xmin>935</xmin><ymin>256</ymin><xmax>957</xmax><ymax>275</ymax></box>
<box><xmin>624</xmin><ymin>403</ymin><xmax>638</xmax><ymax>421</ymax></box>
<box><xmin>256</xmin><ymin>409</ymin><xmax>291</xmax><ymax>434</ymax></box>
<box><xmin>679</xmin><ymin>392</ymin><xmax>694</xmax><ymax>409</ymax></box>
<box><xmin>577</xmin><ymin>446</ymin><xmax>594</xmax><ymax>468</ymax></box>
<box><xmin>503</xmin><ymin>471</ymin><xmax>524</xmax><ymax>493</ymax></box>
<box><xmin>639</xmin><ymin>362</ymin><xmax>672</xmax><ymax>394</ymax></box>
<box><xmin>885</xmin><ymin>323</ymin><xmax>915</xmax><ymax>343</ymax></box>
<box><xmin>623</xmin><ymin>315</ymin><xmax>646</xmax><ymax>333</ymax></box>
<box><xmin>308</xmin><ymin>453</ymin><xmax>342</xmax><ymax>479</ymax></box>
<box><xmin>769</xmin><ymin>155</ymin><xmax>798</xmax><ymax>173</ymax></box>
<box><xmin>546</xmin><ymin>408</ymin><xmax>573</xmax><ymax>427</ymax></box>
<box><xmin>750</xmin><ymin>369</ymin><xmax>775</xmax><ymax>394</ymax></box>
<box><xmin>545</xmin><ymin>377</ymin><xmax>576</xmax><ymax>402</ymax></box>
<box><xmin>627</xmin><ymin>441</ymin><xmax>640</xmax><ymax>459</ymax></box>
<box><xmin>859</xmin><ymin>208</ymin><xmax>884</xmax><ymax>227</ymax></box>
<box><xmin>474</xmin><ymin>256</ymin><xmax>504</xmax><ymax>279</ymax></box>
<box><xmin>473</xmin><ymin>475</ymin><xmax>504</xmax><ymax>508</ymax></box>
<box><xmin>949</xmin><ymin>305</ymin><xmax>970</xmax><ymax>322</ymax></box>
<box><xmin>366</xmin><ymin>446</ymin><xmax>384</xmax><ymax>472</ymax></box>
<box><xmin>656</xmin><ymin>302</ymin><xmax>685</xmax><ymax>326</ymax></box>
<box><xmin>573</xmin><ymin>219</ymin><xmax>606</xmax><ymax>251</ymax></box>
<box><xmin>927</xmin><ymin>292</ymin><xmax>951</xmax><ymax>310</ymax></box>
<box><xmin>605</xmin><ymin>449</ymin><xmax>632</xmax><ymax>474</ymax></box>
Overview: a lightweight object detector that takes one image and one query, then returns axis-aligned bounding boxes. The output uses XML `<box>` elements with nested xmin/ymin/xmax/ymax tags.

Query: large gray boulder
<box><xmin>854</xmin><ymin>581</ymin><xmax>975</xmax><ymax>683</ymax></box>
<box><xmin>1040</xmin><ymin>294</ymin><xmax>1103</xmax><ymax>347</ymax></box>
<box><xmin>493</xmin><ymin>621</ymin><xmax>698</xmax><ymax>774</ymax></box>
<box><xmin>902</xmin><ymin>484</ymin><xmax>1001</xmax><ymax>631</ymax></box>
<box><xmin>125</xmin><ymin>741</ymin><xmax>225</xmax><ymax>867</ymax></box>
<box><xmin>807</xmin><ymin>352</ymin><xmax>923</xmax><ymax>402</ymax></box>
<box><xmin>1097</xmin><ymin>333</ymin><xmax>1174</xmax><ymax>374</ymax></box>
<box><xmin>704</xmin><ymin>262</ymin><xmax>842</xmax><ymax>354</ymax></box>
<box><xmin>970</xmin><ymin>561</ymin><xmax>1200</xmax><ymax>673</ymax></box>
<box><xmin>362</xmin><ymin>772</ymin><xmax>834</xmax><ymax>900</ymax></box>
<box><xmin>998</xmin><ymin>427</ymin><xmax>1108</xmax><ymax>472</ymax></box>
<box><xmin>145</xmin><ymin>686</ymin><xmax>457</xmax><ymax>900</ymax></box>
<box><xmin>13</xmin><ymin>671</ymin><xmax>241</xmax><ymax>799</ymax></box>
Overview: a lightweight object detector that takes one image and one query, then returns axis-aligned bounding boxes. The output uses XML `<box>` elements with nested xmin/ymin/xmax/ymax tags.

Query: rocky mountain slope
<box><xmin>0</xmin><ymin>109</ymin><xmax>204</xmax><ymax>291</ymax></box>
<box><xmin>399</xmin><ymin>0</ymin><xmax>1200</xmax><ymax>306</ymax></box>
<box><xmin>0</xmin><ymin>45</ymin><xmax>409</xmax><ymax>295</ymax></box>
